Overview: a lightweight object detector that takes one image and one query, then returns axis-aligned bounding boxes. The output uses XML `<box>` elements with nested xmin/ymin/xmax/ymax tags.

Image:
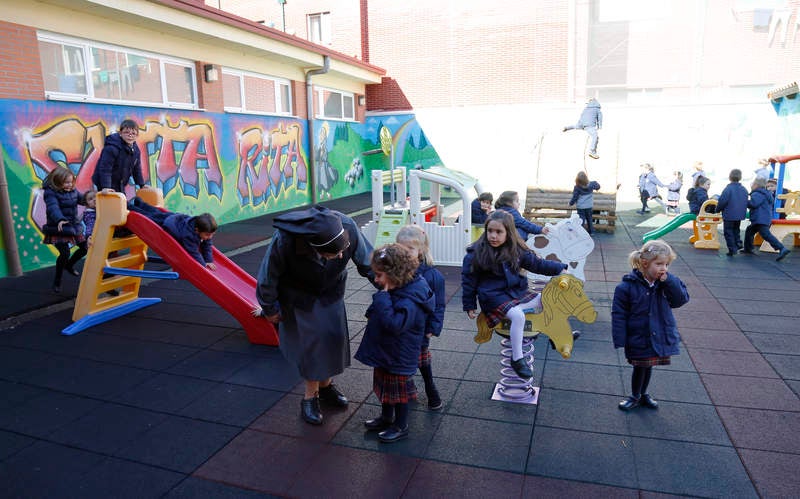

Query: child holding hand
<box><xmin>462</xmin><ymin>210</ymin><xmax>567</xmax><ymax>379</ymax></box>
<box><xmin>396</xmin><ymin>225</ymin><xmax>446</xmax><ymax>410</ymax></box>
<box><xmin>355</xmin><ymin>244</ymin><xmax>435</xmax><ymax>443</ymax></box>
<box><xmin>612</xmin><ymin>240</ymin><xmax>689</xmax><ymax>411</ymax></box>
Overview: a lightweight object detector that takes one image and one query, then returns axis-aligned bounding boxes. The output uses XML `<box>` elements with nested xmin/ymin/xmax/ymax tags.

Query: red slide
<box><xmin>125</xmin><ymin>211</ymin><xmax>278</xmax><ymax>345</ymax></box>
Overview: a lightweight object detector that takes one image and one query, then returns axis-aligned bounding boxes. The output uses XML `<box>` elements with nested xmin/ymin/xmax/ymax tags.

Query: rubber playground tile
<box><xmin>166</xmin><ymin>349</ymin><xmax>260</xmax><ymax>382</ymax></box>
<box><xmin>703</xmin><ymin>275</ymin><xmax>800</xmax><ymax>292</ymax></box>
<box><xmin>446</xmin><ymin>379</ymin><xmax>538</xmax><ymax>423</ymax></box>
<box><xmin>0</xmin><ymin>391</ymin><xmax>102</xmax><ymax>438</ymax></box>
<box><xmin>425</xmin><ymin>415</ymin><xmax>532</xmax><ymax>473</ymax></box>
<box><xmin>48</xmin><ymin>402</ymin><xmax>168</xmax><ymax>455</ymax></box>
<box><xmin>535</xmin><ymin>390</ymin><xmax>629</xmax><ymax>435</ymax></box>
<box><xmin>225</xmin><ymin>354</ymin><xmax>301</xmax><ymax>392</ymax></box>
<box><xmin>720</xmin><ymin>298</ymin><xmax>800</xmax><ymax>317</ymax></box>
<box><xmin>539</xmin><ymin>362</ymin><xmax>625</xmax><ymax>396</ymax></box>
<box><xmin>420</xmin><ymin>349</ymin><xmax>473</xmax><ymax>380</ymax></box>
<box><xmin>287</xmin><ymin>445</ymin><xmax>419</xmax><ymax>498</ymax></box>
<box><xmin>715</xmin><ymin>406</ymin><xmax>800</xmax><ymax>454</ymax></box>
<box><xmin>632</xmin><ymin>437</ymin><xmax>757</xmax><ymax>498</ymax></box>
<box><xmin>88</xmin><ymin>316</ymin><xmax>235</xmax><ymax>348</ymax></box>
<box><xmin>332</xmin><ymin>402</ymin><xmax>443</xmax><ymax>457</ymax></box>
<box><xmin>627</xmin><ymin>400</ymin><xmax>731</xmax><ymax>445</ymax></box>
<box><xmin>194</xmin><ymin>430</ymin><xmax>325</xmax><ymax>495</ymax></box>
<box><xmin>406</xmin><ymin>460</ymin><xmax>525</xmax><ymax>499</ymax></box>
<box><xmin>527</xmin><ymin>427</ymin><xmax>637</xmax><ymax>489</ymax></box>
<box><xmin>745</xmin><ymin>331</ymin><xmax>800</xmax><ymax>355</ymax></box>
<box><xmin>688</xmin><ymin>348</ymin><xmax>779</xmax><ymax>378</ymax></box>
<box><xmin>673</xmin><ymin>309</ymin><xmax>740</xmax><ymax>330</ymax></box>
<box><xmin>700</xmin><ymin>373</ymin><xmax>800</xmax><ymax>411</ymax></box>
<box><xmin>731</xmin><ymin>314</ymin><xmax>800</xmax><ymax>335</ymax></box>
<box><xmin>26</xmin><ymin>355</ymin><xmax>153</xmax><ymax>398</ymax></box>
<box><xmin>764</xmin><ymin>353</ymin><xmax>800</xmax><ymax>380</ymax></box>
<box><xmin>521</xmin><ymin>475</ymin><xmax>639</xmax><ymax>499</ymax></box>
<box><xmin>71</xmin><ymin>456</ymin><xmax>186</xmax><ymax>498</ymax></box>
<box><xmin>0</xmin><ymin>441</ymin><xmax>106</xmax><ymax>498</ymax></box>
<box><xmin>177</xmin><ymin>383</ymin><xmax>282</xmax><ymax>427</ymax></box>
<box><xmin>139</xmin><ymin>286</ymin><xmax>218</xmax><ymax>307</ymax></box>
<box><xmin>431</xmin><ymin>327</ymin><xmax>481</xmax><ymax>353</ymax></box>
<box><xmin>0</xmin><ymin>346</ymin><xmax>55</xmax><ymax>382</ymax></box>
<box><xmin>208</xmin><ymin>331</ymin><xmax>282</xmax><ymax>356</ymax></box>
<box><xmin>57</xmin><ymin>332</ymin><xmax>200</xmax><ymax>371</ymax></box>
<box><xmin>679</xmin><ymin>328</ymin><xmax>757</xmax><ymax>351</ymax></box>
<box><xmin>545</xmin><ymin>337</ymin><xmax>622</xmax><ymax>366</ymax></box>
<box><xmin>0</xmin><ymin>430</ymin><xmax>35</xmax><ymax>460</ymax></box>
<box><xmin>625</xmin><ymin>369</ymin><xmax>711</xmax><ymax>404</ymax></box>
<box><xmin>251</xmin><ymin>392</ymin><xmax>355</xmax><ymax>443</ymax></box>
<box><xmin>114</xmin><ymin>415</ymin><xmax>240</xmax><ymax>473</ymax></box>
<box><xmin>109</xmin><ymin>372</ymin><xmax>219</xmax><ymax>413</ymax></box>
<box><xmin>738</xmin><ymin>448</ymin><xmax>800</xmax><ymax>499</ymax></box>
<box><xmin>130</xmin><ymin>301</ymin><xmax>242</xmax><ymax>329</ymax></box>
<box><xmin>164</xmin><ymin>476</ymin><xmax>278</xmax><ymax>498</ymax></box>
<box><xmin>708</xmin><ymin>285</ymin><xmax>800</xmax><ymax>303</ymax></box>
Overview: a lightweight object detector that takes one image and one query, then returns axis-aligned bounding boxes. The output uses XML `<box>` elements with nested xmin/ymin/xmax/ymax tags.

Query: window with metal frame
<box><xmin>308</xmin><ymin>12</ymin><xmax>332</xmax><ymax>45</ymax></box>
<box><xmin>37</xmin><ymin>32</ymin><xmax>197</xmax><ymax>109</ymax></box>
<box><xmin>317</xmin><ymin>87</ymin><xmax>355</xmax><ymax>121</ymax></box>
<box><xmin>221</xmin><ymin>69</ymin><xmax>293</xmax><ymax>115</ymax></box>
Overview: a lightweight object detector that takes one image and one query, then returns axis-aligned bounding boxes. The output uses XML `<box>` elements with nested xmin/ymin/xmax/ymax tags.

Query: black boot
<box><xmin>318</xmin><ymin>383</ymin><xmax>348</xmax><ymax>407</ymax></box>
<box><xmin>65</xmin><ymin>247</ymin><xmax>86</xmax><ymax>276</ymax></box>
<box><xmin>300</xmin><ymin>397</ymin><xmax>322</xmax><ymax>425</ymax></box>
<box><xmin>510</xmin><ymin>357</ymin><xmax>533</xmax><ymax>379</ymax></box>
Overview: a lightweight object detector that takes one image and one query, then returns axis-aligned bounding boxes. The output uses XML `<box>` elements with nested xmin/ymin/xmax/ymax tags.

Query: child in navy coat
<box><xmin>568</xmin><ymin>171</ymin><xmax>601</xmax><ymax>234</ymax></box>
<box><xmin>716</xmin><ymin>169</ymin><xmax>749</xmax><ymax>256</ymax></box>
<box><xmin>494</xmin><ymin>190</ymin><xmax>549</xmax><ymax>241</ymax></box>
<box><xmin>742</xmin><ymin>177</ymin><xmax>791</xmax><ymax>261</ymax></box>
<box><xmin>41</xmin><ymin>167</ymin><xmax>88</xmax><ymax>292</ymax></box>
<box><xmin>612</xmin><ymin>240</ymin><xmax>689</xmax><ymax>411</ymax></box>
<box><xmin>355</xmin><ymin>244</ymin><xmax>435</xmax><ymax>443</ymax></box>
<box><xmin>686</xmin><ymin>176</ymin><xmax>712</xmax><ymax>215</ymax></box>
<box><xmin>127</xmin><ymin>197</ymin><xmax>218</xmax><ymax>269</ymax></box>
<box><xmin>396</xmin><ymin>225</ymin><xmax>446</xmax><ymax>410</ymax></box>
<box><xmin>462</xmin><ymin>210</ymin><xmax>567</xmax><ymax>379</ymax></box>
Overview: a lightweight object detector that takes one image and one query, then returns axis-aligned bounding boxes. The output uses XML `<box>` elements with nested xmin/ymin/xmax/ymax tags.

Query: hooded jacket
<box><xmin>92</xmin><ymin>133</ymin><xmax>145</xmax><ymax>192</ymax></box>
<box><xmin>577</xmin><ymin>99</ymin><xmax>603</xmax><ymax>129</ymax></box>
<box><xmin>418</xmin><ymin>262</ymin><xmax>446</xmax><ymax>349</ymax></box>
<box><xmin>612</xmin><ymin>270</ymin><xmax>689</xmax><ymax>359</ymax></box>
<box><xmin>747</xmin><ymin>187</ymin><xmax>775</xmax><ymax>225</ymax></box>
<box><xmin>569</xmin><ymin>181</ymin><xmax>601</xmax><ymax>209</ymax></box>
<box><xmin>687</xmin><ymin>186</ymin><xmax>710</xmax><ymax>214</ymax></box>
<box><xmin>496</xmin><ymin>205</ymin><xmax>543</xmax><ymax>240</ymax></box>
<box><xmin>355</xmin><ymin>276</ymin><xmax>435</xmax><ymax>375</ymax></box>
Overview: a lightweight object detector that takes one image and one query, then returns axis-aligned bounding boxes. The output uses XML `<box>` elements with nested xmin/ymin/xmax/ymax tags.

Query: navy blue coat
<box><xmin>496</xmin><ymin>205</ymin><xmax>543</xmax><ymax>240</ymax></box>
<box><xmin>162</xmin><ymin>214</ymin><xmax>214</xmax><ymax>265</ymax></box>
<box><xmin>92</xmin><ymin>133</ymin><xmax>145</xmax><ymax>192</ymax></box>
<box><xmin>687</xmin><ymin>187</ymin><xmax>710</xmax><ymax>215</ymax></box>
<box><xmin>716</xmin><ymin>182</ymin><xmax>748</xmax><ymax>221</ymax></box>
<box><xmin>748</xmin><ymin>187</ymin><xmax>775</xmax><ymax>225</ymax></box>
<box><xmin>418</xmin><ymin>263</ymin><xmax>446</xmax><ymax>349</ymax></box>
<box><xmin>355</xmin><ymin>276</ymin><xmax>435</xmax><ymax>375</ymax></box>
<box><xmin>471</xmin><ymin>198</ymin><xmax>489</xmax><ymax>225</ymax></box>
<box><xmin>612</xmin><ymin>270</ymin><xmax>689</xmax><ymax>359</ymax></box>
<box><xmin>43</xmin><ymin>185</ymin><xmax>82</xmax><ymax>227</ymax></box>
<box><xmin>462</xmin><ymin>245</ymin><xmax>567</xmax><ymax>312</ymax></box>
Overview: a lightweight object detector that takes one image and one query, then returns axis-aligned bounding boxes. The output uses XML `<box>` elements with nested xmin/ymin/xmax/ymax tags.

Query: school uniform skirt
<box><xmin>484</xmin><ymin>291</ymin><xmax>539</xmax><ymax>329</ymax></box>
<box><xmin>374</xmin><ymin>367</ymin><xmax>415</xmax><ymax>404</ymax></box>
<box><xmin>627</xmin><ymin>356</ymin><xmax>671</xmax><ymax>367</ymax></box>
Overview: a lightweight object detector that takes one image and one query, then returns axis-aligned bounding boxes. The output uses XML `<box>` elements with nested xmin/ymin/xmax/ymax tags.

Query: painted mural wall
<box><xmin>0</xmin><ymin>100</ymin><xmax>441</xmax><ymax>277</ymax></box>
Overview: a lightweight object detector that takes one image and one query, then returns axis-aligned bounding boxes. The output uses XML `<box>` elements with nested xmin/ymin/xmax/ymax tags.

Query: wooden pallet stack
<box><xmin>524</xmin><ymin>189</ymin><xmax>618</xmax><ymax>233</ymax></box>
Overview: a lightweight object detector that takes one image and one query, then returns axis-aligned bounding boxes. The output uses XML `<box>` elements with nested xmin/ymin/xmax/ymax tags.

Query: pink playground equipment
<box><xmin>754</xmin><ymin>153</ymin><xmax>800</xmax><ymax>252</ymax></box>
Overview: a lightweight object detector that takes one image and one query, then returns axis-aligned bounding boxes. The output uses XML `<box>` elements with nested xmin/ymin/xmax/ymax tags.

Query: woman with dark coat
<box><xmin>256</xmin><ymin>205</ymin><xmax>374</xmax><ymax>425</ymax></box>
<box><xmin>92</xmin><ymin>118</ymin><xmax>146</xmax><ymax>194</ymax></box>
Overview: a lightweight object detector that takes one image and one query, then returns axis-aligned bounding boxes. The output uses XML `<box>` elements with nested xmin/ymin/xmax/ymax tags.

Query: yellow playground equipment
<box><xmin>689</xmin><ymin>199</ymin><xmax>721</xmax><ymax>249</ymax></box>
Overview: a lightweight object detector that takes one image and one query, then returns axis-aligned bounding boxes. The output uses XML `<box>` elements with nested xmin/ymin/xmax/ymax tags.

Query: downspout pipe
<box><xmin>0</xmin><ymin>146</ymin><xmax>22</xmax><ymax>276</ymax></box>
<box><xmin>306</xmin><ymin>55</ymin><xmax>330</xmax><ymax>204</ymax></box>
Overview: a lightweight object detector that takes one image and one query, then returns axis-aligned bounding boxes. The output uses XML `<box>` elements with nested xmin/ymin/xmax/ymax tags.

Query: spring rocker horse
<box><xmin>474</xmin><ymin>273</ymin><xmax>597</xmax><ymax>404</ymax></box>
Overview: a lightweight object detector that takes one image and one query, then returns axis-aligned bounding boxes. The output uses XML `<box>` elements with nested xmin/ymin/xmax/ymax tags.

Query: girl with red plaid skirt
<box><xmin>41</xmin><ymin>167</ymin><xmax>88</xmax><ymax>293</ymax></box>
<box><xmin>355</xmin><ymin>244</ymin><xmax>435</xmax><ymax>443</ymax></box>
<box><xmin>396</xmin><ymin>225</ymin><xmax>446</xmax><ymax>410</ymax></box>
<box><xmin>612</xmin><ymin>240</ymin><xmax>689</xmax><ymax>411</ymax></box>
<box><xmin>462</xmin><ymin>211</ymin><xmax>568</xmax><ymax>379</ymax></box>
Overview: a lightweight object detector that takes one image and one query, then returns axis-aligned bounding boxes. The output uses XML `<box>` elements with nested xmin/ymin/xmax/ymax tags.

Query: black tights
<box><xmin>53</xmin><ymin>241</ymin><xmax>88</xmax><ymax>285</ymax></box>
<box><xmin>631</xmin><ymin>366</ymin><xmax>653</xmax><ymax>398</ymax></box>
<box><xmin>381</xmin><ymin>402</ymin><xmax>409</xmax><ymax>429</ymax></box>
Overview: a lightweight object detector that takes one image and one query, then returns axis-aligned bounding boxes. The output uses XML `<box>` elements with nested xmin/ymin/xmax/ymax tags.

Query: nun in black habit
<box><xmin>256</xmin><ymin>205</ymin><xmax>374</xmax><ymax>425</ymax></box>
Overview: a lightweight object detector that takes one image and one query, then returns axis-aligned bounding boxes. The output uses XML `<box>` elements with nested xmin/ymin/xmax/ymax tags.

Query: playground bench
<box><xmin>524</xmin><ymin>189</ymin><xmax>617</xmax><ymax>233</ymax></box>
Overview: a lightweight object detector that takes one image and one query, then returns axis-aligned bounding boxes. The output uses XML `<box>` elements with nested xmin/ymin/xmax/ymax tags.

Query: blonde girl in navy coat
<box><xmin>612</xmin><ymin>240</ymin><xmax>689</xmax><ymax>411</ymax></box>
